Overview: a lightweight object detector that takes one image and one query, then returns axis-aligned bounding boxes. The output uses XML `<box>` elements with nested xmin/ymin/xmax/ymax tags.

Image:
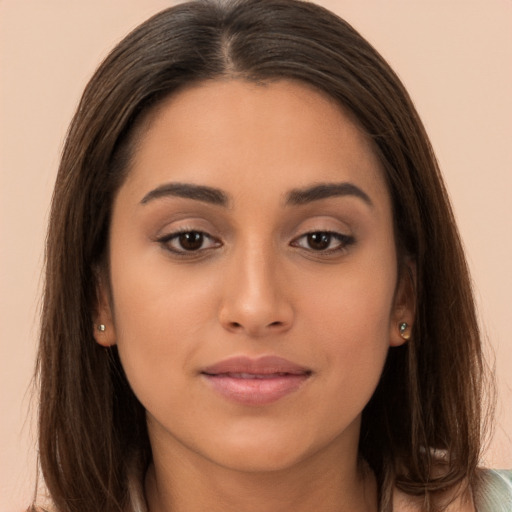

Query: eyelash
<box><xmin>157</xmin><ymin>230</ymin><xmax>221</xmax><ymax>256</ymax></box>
<box><xmin>291</xmin><ymin>231</ymin><xmax>355</xmax><ymax>254</ymax></box>
<box><xmin>157</xmin><ymin>230</ymin><xmax>355</xmax><ymax>257</ymax></box>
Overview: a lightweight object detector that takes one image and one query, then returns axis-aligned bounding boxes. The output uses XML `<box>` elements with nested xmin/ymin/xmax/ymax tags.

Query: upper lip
<box><xmin>201</xmin><ymin>356</ymin><xmax>312</xmax><ymax>376</ymax></box>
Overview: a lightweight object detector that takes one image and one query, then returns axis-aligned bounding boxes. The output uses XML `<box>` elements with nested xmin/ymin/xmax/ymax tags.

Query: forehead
<box><xmin>122</xmin><ymin>79</ymin><xmax>389</xmax><ymax>207</ymax></box>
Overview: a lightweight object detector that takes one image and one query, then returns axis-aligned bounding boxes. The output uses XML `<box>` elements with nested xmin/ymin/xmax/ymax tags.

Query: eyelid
<box><xmin>290</xmin><ymin>230</ymin><xmax>355</xmax><ymax>254</ymax></box>
<box><xmin>157</xmin><ymin>229</ymin><xmax>222</xmax><ymax>256</ymax></box>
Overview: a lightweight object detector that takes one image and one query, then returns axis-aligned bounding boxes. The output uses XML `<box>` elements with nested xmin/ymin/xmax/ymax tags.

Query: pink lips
<box><xmin>201</xmin><ymin>356</ymin><xmax>311</xmax><ymax>406</ymax></box>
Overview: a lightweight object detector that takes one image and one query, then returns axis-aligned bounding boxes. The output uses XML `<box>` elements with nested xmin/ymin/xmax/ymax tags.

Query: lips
<box><xmin>201</xmin><ymin>356</ymin><xmax>312</xmax><ymax>406</ymax></box>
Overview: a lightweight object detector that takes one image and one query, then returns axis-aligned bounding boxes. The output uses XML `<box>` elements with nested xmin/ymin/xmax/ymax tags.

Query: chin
<box><xmin>208</xmin><ymin>443</ymin><xmax>313</xmax><ymax>474</ymax></box>
<box><xmin>198</xmin><ymin>421</ymin><xmax>353</xmax><ymax>475</ymax></box>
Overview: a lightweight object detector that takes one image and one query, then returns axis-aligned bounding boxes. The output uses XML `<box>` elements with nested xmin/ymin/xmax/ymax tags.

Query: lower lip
<box><xmin>203</xmin><ymin>374</ymin><xmax>309</xmax><ymax>406</ymax></box>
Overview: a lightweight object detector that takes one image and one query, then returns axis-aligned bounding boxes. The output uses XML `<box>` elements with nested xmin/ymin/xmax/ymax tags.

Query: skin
<box><xmin>94</xmin><ymin>79</ymin><xmax>419</xmax><ymax>511</ymax></box>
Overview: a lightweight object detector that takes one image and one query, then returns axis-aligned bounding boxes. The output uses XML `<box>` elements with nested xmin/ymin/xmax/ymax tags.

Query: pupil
<box><xmin>179</xmin><ymin>232</ymin><xmax>203</xmax><ymax>251</ymax></box>
<box><xmin>308</xmin><ymin>232</ymin><xmax>330</xmax><ymax>250</ymax></box>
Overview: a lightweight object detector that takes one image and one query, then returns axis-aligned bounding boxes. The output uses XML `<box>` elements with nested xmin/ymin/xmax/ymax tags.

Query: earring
<box><xmin>97</xmin><ymin>324</ymin><xmax>106</xmax><ymax>332</ymax></box>
<box><xmin>399</xmin><ymin>322</ymin><xmax>411</xmax><ymax>340</ymax></box>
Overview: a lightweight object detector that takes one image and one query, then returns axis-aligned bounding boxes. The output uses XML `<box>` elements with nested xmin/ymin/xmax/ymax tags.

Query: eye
<box><xmin>158</xmin><ymin>230</ymin><xmax>221</xmax><ymax>254</ymax></box>
<box><xmin>291</xmin><ymin>231</ymin><xmax>354</xmax><ymax>253</ymax></box>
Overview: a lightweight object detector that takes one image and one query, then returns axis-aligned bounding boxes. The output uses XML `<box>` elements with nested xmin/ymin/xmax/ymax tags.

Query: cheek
<box><xmin>300</xmin><ymin>253</ymin><xmax>397</xmax><ymax>346</ymax></box>
<box><xmin>297</xmin><ymin>248</ymin><xmax>397</xmax><ymax>398</ymax></box>
<box><xmin>307</xmin><ymin>282</ymin><xmax>392</xmax><ymax>379</ymax></box>
<box><xmin>109</xmin><ymin>247</ymin><xmax>223</xmax><ymax>408</ymax></box>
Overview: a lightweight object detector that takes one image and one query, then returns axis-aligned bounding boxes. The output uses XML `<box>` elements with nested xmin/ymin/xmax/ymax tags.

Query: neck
<box><xmin>145</xmin><ymin>439</ymin><xmax>377</xmax><ymax>512</ymax></box>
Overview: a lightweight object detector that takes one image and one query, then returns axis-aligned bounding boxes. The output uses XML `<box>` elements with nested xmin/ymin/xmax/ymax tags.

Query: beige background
<box><xmin>1</xmin><ymin>0</ymin><xmax>511</xmax><ymax>509</ymax></box>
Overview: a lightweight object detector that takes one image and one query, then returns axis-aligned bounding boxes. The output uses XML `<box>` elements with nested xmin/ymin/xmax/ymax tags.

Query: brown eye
<box><xmin>178</xmin><ymin>231</ymin><xmax>204</xmax><ymax>251</ymax></box>
<box><xmin>158</xmin><ymin>230</ymin><xmax>220</xmax><ymax>255</ymax></box>
<box><xmin>306</xmin><ymin>232</ymin><xmax>331</xmax><ymax>251</ymax></box>
<box><xmin>291</xmin><ymin>231</ymin><xmax>355</xmax><ymax>254</ymax></box>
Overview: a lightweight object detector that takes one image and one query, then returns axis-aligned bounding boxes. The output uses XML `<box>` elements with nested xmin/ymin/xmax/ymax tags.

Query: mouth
<box><xmin>201</xmin><ymin>356</ymin><xmax>312</xmax><ymax>406</ymax></box>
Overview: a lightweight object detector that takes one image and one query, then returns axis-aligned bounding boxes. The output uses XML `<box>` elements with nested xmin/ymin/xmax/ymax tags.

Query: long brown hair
<box><xmin>34</xmin><ymin>1</ymin><xmax>489</xmax><ymax>510</ymax></box>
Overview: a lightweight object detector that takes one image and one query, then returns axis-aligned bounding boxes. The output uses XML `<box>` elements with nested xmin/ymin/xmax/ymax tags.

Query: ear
<box><xmin>92</xmin><ymin>269</ymin><xmax>117</xmax><ymax>347</ymax></box>
<box><xmin>389</xmin><ymin>259</ymin><xmax>416</xmax><ymax>347</ymax></box>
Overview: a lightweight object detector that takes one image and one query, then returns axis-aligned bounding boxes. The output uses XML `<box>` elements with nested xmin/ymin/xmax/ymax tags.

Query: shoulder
<box><xmin>393</xmin><ymin>469</ymin><xmax>512</xmax><ymax>512</ymax></box>
<box><xmin>393</xmin><ymin>483</ymin><xmax>475</xmax><ymax>512</ymax></box>
<box><xmin>473</xmin><ymin>469</ymin><xmax>512</xmax><ymax>512</ymax></box>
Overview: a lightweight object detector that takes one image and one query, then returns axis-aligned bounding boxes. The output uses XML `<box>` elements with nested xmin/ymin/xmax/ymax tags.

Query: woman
<box><xmin>32</xmin><ymin>0</ymin><xmax>510</xmax><ymax>511</ymax></box>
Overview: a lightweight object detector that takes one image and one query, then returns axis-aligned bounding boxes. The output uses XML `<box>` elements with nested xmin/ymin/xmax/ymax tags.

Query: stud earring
<box><xmin>97</xmin><ymin>324</ymin><xmax>106</xmax><ymax>332</ymax></box>
<box><xmin>399</xmin><ymin>322</ymin><xmax>411</xmax><ymax>340</ymax></box>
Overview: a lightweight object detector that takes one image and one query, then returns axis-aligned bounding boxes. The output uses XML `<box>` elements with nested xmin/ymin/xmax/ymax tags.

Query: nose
<box><xmin>218</xmin><ymin>244</ymin><xmax>294</xmax><ymax>337</ymax></box>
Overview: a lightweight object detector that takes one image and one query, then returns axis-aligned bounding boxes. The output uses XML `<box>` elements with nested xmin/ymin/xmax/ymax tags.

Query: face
<box><xmin>95</xmin><ymin>79</ymin><xmax>413</xmax><ymax>474</ymax></box>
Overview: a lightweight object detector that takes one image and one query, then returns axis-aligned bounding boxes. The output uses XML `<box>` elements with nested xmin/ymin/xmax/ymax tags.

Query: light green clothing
<box><xmin>475</xmin><ymin>469</ymin><xmax>512</xmax><ymax>511</ymax></box>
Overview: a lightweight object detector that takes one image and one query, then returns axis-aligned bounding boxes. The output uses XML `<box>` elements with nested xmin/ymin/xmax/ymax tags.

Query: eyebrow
<box><xmin>140</xmin><ymin>180</ymin><xmax>372</xmax><ymax>209</ymax></box>
<box><xmin>286</xmin><ymin>182</ymin><xmax>373</xmax><ymax>207</ymax></box>
<box><xmin>140</xmin><ymin>182</ymin><xmax>229</xmax><ymax>206</ymax></box>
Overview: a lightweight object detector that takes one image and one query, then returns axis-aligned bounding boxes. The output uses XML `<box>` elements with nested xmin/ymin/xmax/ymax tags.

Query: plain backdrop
<box><xmin>1</xmin><ymin>0</ymin><xmax>511</xmax><ymax>509</ymax></box>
